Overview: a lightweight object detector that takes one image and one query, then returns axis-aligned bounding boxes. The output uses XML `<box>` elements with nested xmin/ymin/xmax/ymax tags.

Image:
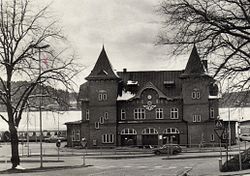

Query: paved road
<box><xmin>1</xmin><ymin>142</ymin><xmax>250</xmax><ymax>175</ymax></box>
<box><xmin>0</xmin><ymin>155</ymin><xmax>222</xmax><ymax>176</ymax></box>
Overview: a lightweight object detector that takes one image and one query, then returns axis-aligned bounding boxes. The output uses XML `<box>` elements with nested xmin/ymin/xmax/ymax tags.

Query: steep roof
<box><xmin>117</xmin><ymin>71</ymin><xmax>183</xmax><ymax>98</ymax></box>
<box><xmin>86</xmin><ymin>46</ymin><xmax>119</xmax><ymax>80</ymax></box>
<box><xmin>183</xmin><ymin>45</ymin><xmax>205</xmax><ymax>75</ymax></box>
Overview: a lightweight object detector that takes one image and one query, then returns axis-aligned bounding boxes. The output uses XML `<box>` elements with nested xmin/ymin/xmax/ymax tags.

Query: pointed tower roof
<box><xmin>86</xmin><ymin>46</ymin><xmax>119</xmax><ymax>80</ymax></box>
<box><xmin>183</xmin><ymin>45</ymin><xmax>205</xmax><ymax>75</ymax></box>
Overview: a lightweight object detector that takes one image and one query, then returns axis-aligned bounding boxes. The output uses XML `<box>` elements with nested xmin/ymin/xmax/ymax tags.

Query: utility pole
<box><xmin>34</xmin><ymin>44</ymin><xmax>50</xmax><ymax>168</ymax></box>
<box><xmin>227</xmin><ymin>77</ymin><xmax>231</xmax><ymax>150</ymax></box>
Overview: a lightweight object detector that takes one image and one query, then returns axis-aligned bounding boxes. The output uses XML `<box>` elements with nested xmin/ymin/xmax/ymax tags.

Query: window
<box><xmin>134</xmin><ymin>108</ymin><xmax>145</xmax><ymax>119</ymax></box>
<box><xmin>86</xmin><ymin>109</ymin><xmax>89</xmax><ymax>120</ymax></box>
<box><xmin>102</xmin><ymin>134</ymin><xmax>114</xmax><ymax>143</ymax></box>
<box><xmin>192</xmin><ymin>89</ymin><xmax>201</xmax><ymax>99</ymax></box>
<box><xmin>121</xmin><ymin>109</ymin><xmax>126</xmax><ymax>120</ymax></box>
<box><xmin>98</xmin><ymin>90</ymin><xmax>107</xmax><ymax>101</ymax></box>
<box><xmin>72</xmin><ymin>129</ymin><xmax>80</xmax><ymax>141</ymax></box>
<box><xmin>156</xmin><ymin>108</ymin><xmax>163</xmax><ymax>119</ymax></box>
<box><xmin>163</xmin><ymin>128</ymin><xmax>180</xmax><ymax>134</ymax></box>
<box><xmin>142</xmin><ymin>128</ymin><xmax>158</xmax><ymax>134</ymax></box>
<box><xmin>170</xmin><ymin>108</ymin><xmax>179</xmax><ymax>119</ymax></box>
<box><xmin>95</xmin><ymin>122</ymin><xmax>100</xmax><ymax>129</ymax></box>
<box><xmin>100</xmin><ymin>116</ymin><xmax>104</xmax><ymax>124</ymax></box>
<box><xmin>210</xmin><ymin>134</ymin><xmax>215</xmax><ymax>141</ymax></box>
<box><xmin>104</xmin><ymin>112</ymin><xmax>108</xmax><ymax>120</ymax></box>
<box><xmin>210</xmin><ymin>107</ymin><xmax>214</xmax><ymax>119</ymax></box>
<box><xmin>121</xmin><ymin>128</ymin><xmax>137</xmax><ymax>135</ymax></box>
<box><xmin>193</xmin><ymin>115</ymin><xmax>202</xmax><ymax>122</ymax></box>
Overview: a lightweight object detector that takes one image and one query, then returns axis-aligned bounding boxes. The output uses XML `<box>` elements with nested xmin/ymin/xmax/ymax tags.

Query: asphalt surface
<box><xmin>1</xmin><ymin>142</ymin><xmax>250</xmax><ymax>176</ymax></box>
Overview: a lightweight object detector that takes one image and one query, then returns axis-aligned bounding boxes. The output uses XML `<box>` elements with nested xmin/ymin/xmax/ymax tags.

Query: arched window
<box><xmin>121</xmin><ymin>128</ymin><xmax>137</xmax><ymax>135</ymax></box>
<box><xmin>98</xmin><ymin>90</ymin><xmax>107</xmax><ymax>101</ymax></box>
<box><xmin>163</xmin><ymin>128</ymin><xmax>180</xmax><ymax>134</ymax></box>
<box><xmin>192</xmin><ymin>88</ymin><xmax>201</xmax><ymax>99</ymax></box>
<box><xmin>170</xmin><ymin>108</ymin><xmax>179</xmax><ymax>119</ymax></box>
<box><xmin>142</xmin><ymin>128</ymin><xmax>158</xmax><ymax>134</ymax></box>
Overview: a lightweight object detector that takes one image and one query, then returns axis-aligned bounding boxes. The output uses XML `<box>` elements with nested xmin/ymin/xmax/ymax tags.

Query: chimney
<box><xmin>202</xmin><ymin>60</ymin><xmax>208</xmax><ymax>71</ymax></box>
<box><xmin>123</xmin><ymin>68</ymin><xmax>127</xmax><ymax>73</ymax></box>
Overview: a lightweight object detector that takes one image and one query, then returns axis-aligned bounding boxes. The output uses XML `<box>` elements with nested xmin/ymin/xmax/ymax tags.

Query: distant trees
<box><xmin>0</xmin><ymin>0</ymin><xmax>79</xmax><ymax>168</ymax></box>
<box><xmin>158</xmin><ymin>0</ymin><xmax>250</xmax><ymax>91</ymax></box>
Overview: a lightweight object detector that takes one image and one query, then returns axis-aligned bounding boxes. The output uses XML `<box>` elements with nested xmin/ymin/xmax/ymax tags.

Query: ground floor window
<box><xmin>102</xmin><ymin>134</ymin><xmax>114</xmax><ymax>143</ymax></box>
<box><xmin>72</xmin><ymin>129</ymin><xmax>80</xmax><ymax>141</ymax></box>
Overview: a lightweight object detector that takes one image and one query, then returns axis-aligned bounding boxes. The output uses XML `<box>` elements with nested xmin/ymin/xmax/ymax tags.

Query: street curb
<box><xmin>0</xmin><ymin>160</ymin><xmax>64</xmax><ymax>163</ymax></box>
<box><xmin>163</xmin><ymin>154</ymin><xmax>223</xmax><ymax>160</ymax></box>
<box><xmin>0</xmin><ymin>164</ymin><xmax>92</xmax><ymax>174</ymax></box>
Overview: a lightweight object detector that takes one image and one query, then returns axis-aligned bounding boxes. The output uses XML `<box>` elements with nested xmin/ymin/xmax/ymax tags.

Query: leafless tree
<box><xmin>158</xmin><ymin>0</ymin><xmax>250</xmax><ymax>92</ymax></box>
<box><xmin>0</xmin><ymin>0</ymin><xmax>79</xmax><ymax>168</ymax></box>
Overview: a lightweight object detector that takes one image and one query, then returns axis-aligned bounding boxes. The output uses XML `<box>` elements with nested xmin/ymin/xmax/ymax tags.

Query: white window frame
<box><xmin>102</xmin><ymin>134</ymin><xmax>114</xmax><ymax>143</ymax></box>
<box><xmin>86</xmin><ymin>109</ymin><xmax>89</xmax><ymax>120</ymax></box>
<box><xmin>95</xmin><ymin>122</ymin><xmax>100</xmax><ymax>129</ymax></box>
<box><xmin>210</xmin><ymin>107</ymin><xmax>214</xmax><ymax>119</ymax></box>
<box><xmin>104</xmin><ymin>112</ymin><xmax>108</xmax><ymax>120</ymax></box>
<box><xmin>192</xmin><ymin>89</ymin><xmax>201</xmax><ymax>100</ymax></box>
<box><xmin>193</xmin><ymin>115</ymin><xmax>201</xmax><ymax>122</ymax></box>
<box><xmin>156</xmin><ymin>108</ymin><xmax>163</xmax><ymax>119</ymax></box>
<box><xmin>98</xmin><ymin>90</ymin><xmax>108</xmax><ymax>101</ymax></box>
<box><xmin>142</xmin><ymin>128</ymin><xmax>158</xmax><ymax>134</ymax></box>
<box><xmin>134</xmin><ymin>108</ymin><xmax>145</xmax><ymax>120</ymax></box>
<box><xmin>121</xmin><ymin>109</ymin><xmax>126</xmax><ymax>120</ymax></box>
<box><xmin>170</xmin><ymin>108</ymin><xmax>179</xmax><ymax>119</ymax></box>
<box><xmin>210</xmin><ymin>134</ymin><xmax>215</xmax><ymax>141</ymax></box>
<box><xmin>100</xmin><ymin>116</ymin><xmax>104</xmax><ymax>124</ymax></box>
<box><xmin>121</xmin><ymin>128</ymin><xmax>137</xmax><ymax>135</ymax></box>
<box><xmin>102</xmin><ymin>93</ymin><xmax>107</xmax><ymax>101</ymax></box>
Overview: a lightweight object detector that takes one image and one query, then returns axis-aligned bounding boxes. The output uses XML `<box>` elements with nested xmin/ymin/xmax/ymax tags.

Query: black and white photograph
<box><xmin>0</xmin><ymin>0</ymin><xmax>250</xmax><ymax>175</ymax></box>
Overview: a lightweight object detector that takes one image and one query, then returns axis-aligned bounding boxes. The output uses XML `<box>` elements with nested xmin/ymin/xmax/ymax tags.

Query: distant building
<box><xmin>66</xmin><ymin>46</ymin><xmax>234</xmax><ymax>148</ymax></box>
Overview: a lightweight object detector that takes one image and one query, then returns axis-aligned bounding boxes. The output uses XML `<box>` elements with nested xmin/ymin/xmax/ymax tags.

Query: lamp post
<box><xmin>227</xmin><ymin>77</ymin><xmax>231</xmax><ymax>150</ymax></box>
<box><xmin>34</xmin><ymin>44</ymin><xmax>50</xmax><ymax>168</ymax></box>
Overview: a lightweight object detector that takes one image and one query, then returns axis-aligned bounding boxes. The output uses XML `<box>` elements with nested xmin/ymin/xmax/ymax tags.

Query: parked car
<box><xmin>239</xmin><ymin>134</ymin><xmax>250</xmax><ymax>141</ymax></box>
<box><xmin>152</xmin><ymin>144</ymin><xmax>182</xmax><ymax>155</ymax></box>
<box><xmin>44</xmin><ymin>136</ymin><xmax>66</xmax><ymax>143</ymax></box>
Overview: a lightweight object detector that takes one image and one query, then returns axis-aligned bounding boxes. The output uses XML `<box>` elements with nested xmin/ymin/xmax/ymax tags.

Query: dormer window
<box><xmin>98</xmin><ymin>90</ymin><xmax>107</xmax><ymax>101</ymax></box>
<box><xmin>192</xmin><ymin>88</ymin><xmax>201</xmax><ymax>99</ymax></box>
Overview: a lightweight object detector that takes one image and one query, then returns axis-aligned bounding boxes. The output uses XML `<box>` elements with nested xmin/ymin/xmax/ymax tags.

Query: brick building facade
<box><xmin>65</xmin><ymin>46</ymin><xmax>232</xmax><ymax>148</ymax></box>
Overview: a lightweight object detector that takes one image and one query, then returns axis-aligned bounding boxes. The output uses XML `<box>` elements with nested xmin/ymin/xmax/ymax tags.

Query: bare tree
<box><xmin>0</xmin><ymin>0</ymin><xmax>79</xmax><ymax>168</ymax></box>
<box><xmin>158</xmin><ymin>0</ymin><xmax>250</xmax><ymax>91</ymax></box>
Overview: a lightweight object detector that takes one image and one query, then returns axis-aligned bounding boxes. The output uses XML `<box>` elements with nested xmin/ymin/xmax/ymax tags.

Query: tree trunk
<box><xmin>9</xmin><ymin>125</ymin><xmax>20</xmax><ymax>168</ymax></box>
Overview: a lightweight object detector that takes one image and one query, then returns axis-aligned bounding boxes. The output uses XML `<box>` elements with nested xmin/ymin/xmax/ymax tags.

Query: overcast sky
<box><xmin>43</xmin><ymin>0</ymin><xmax>189</xmax><ymax>88</ymax></box>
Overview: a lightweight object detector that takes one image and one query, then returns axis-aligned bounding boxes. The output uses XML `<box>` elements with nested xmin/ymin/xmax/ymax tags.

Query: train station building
<box><xmin>65</xmin><ymin>45</ymin><xmax>225</xmax><ymax>148</ymax></box>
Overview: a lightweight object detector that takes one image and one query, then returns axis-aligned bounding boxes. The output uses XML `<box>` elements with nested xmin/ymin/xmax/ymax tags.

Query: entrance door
<box><xmin>163</xmin><ymin>134</ymin><xmax>179</xmax><ymax>144</ymax></box>
<box><xmin>163</xmin><ymin>128</ymin><xmax>180</xmax><ymax>144</ymax></box>
<box><xmin>142</xmin><ymin>135</ymin><xmax>158</xmax><ymax>146</ymax></box>
<box><xmin>121</xmin><ymin>135</ymin><xmax>137</xmax><ymax>146</ymax></box>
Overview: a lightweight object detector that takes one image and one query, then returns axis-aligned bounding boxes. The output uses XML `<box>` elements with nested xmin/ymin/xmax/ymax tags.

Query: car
<box><xmin>152</xmin><ymin>144</ymin><xmax>182</xmax><ymax>155</ymax></box>
<box><xmin>44</xmin><ymin>136</ymin><xmax>66</xmax><ymax>143</ymax></box>
<box><xmin>239</xmin><ymin>134</ymin><xmax>250</xmax><ymax>141</ymax></box>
